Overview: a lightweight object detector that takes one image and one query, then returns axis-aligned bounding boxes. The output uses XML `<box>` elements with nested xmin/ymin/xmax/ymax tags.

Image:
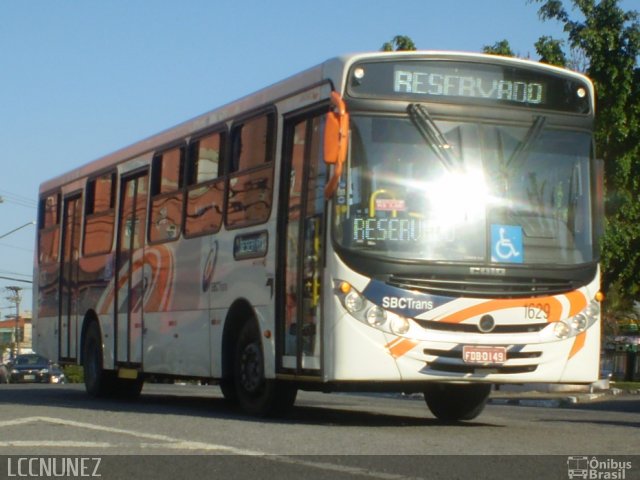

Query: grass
<box><xmin>62</xmin><ymin>365</ymin><xmax>84</xmax><ymax>383</ymax></box>
<box><xmin>610</xmin><ymin>381</ymin><xmax>640</xmax><ymax>391</ymax></box>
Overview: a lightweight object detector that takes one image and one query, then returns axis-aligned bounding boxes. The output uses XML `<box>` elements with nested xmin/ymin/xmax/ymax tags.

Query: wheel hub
<box><xmin>240</xmin><ymin>342</ymin><xmax>263</xmax><ymax>393</ymax></box>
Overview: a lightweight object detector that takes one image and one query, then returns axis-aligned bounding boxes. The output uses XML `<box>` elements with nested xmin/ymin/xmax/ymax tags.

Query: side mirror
<box><xmin>324</xmin><ymin>92</ymin><xmax>350</xmax><ymax>199</ymax></box>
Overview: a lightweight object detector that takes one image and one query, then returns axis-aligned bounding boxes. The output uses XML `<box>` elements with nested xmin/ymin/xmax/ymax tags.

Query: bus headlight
<box><xmin>344</xmin><ymin>290</ymin><xmax>365</xmax><ymax>313</ymax></box>
<box><xmin>571</xmin><ymin>313</ymin><xmax>588</xmax><ymax>332</ymax></box>
<box><xmin>390</xmin><ymin>314</ymin><xmax>410</xmax><ymax>335</ymax></box>
<box><xmin>366</xmin><ymin>306</ymin><xmax>386</xmax><ymax>327</ymax></box>
<box><xmin>335</xmin><ymin>280</ymin><xmax>413</xmax><ymax>336</ymax></box>
<box><xmin>585</xmin><ymin>300</ymin><xmax>600</xmax><ymax>318</ymax></box>
<box><xmin>554</xmin><ymin>322</ymin><xmax>571</xmax><ymax>339</ymax></box>
<box><xmin>553</xmin><ymin>298</ymin><xmax>600</xmax><ymax>339</ymax></box>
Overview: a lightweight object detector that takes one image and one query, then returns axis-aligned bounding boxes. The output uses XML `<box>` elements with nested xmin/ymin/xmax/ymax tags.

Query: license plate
<box><xmin>462</xmin><ymin>346</ymin><xmax>507</xmax><ymax>365</ymax></box>
<box><xmin>23</xmin><ymin>374</ymin><xmax>35</xmax><ymax>381</ymax></box>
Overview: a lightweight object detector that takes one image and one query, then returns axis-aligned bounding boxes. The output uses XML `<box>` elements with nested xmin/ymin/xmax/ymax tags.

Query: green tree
<box><xmin>381</xmin><ymin>35</ymin><xmax>417</xmax><ymax>52</ymax></box>
<box><xmin>530</xmin><ymin>0</ymin><xmax>640</xmax><ymax>306</ymax></box>
<box><xmin>482</xmin><ymin>39</ymin><xmax>516</xmax><ymax>56</ymax></box>
<box><xmin>534</xmin><ymin>35</ymin><xmax>567</xmax><ymax>66</ymax></box>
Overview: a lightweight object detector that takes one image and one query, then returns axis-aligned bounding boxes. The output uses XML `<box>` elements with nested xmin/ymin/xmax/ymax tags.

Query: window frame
<box><xmin>224</xmin><ymin>109</ymin><xmax>277</xmax><ymax>230</ymax></box>
<box><xmin>184</xmin><ymin>127</ymin><xmax>227</xmax><ymax>238</ymax></box>
<box><xmin>148</xmin><ymin>143</ymin><xmax>187</xmax><ymax>245</ymax></box>
<box><xmin>83</xmin><ymin>171</ymin><xmax>117</xmax><ymax>256</ymax></box>
<box><xmin>37</xmin><ymin>191</ymin><xmax>61</xmax><ymax>265</ymax></box>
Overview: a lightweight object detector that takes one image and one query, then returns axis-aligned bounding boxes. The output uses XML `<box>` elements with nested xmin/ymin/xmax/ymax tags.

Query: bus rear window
<box><xmin>38</xmin><ymin>193</ymin><xmax>60</xmax><ymax>264</ymax></box>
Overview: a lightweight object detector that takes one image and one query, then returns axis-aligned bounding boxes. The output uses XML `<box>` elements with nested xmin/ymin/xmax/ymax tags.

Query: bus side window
<box><xmin>149</xmin><ymin>146</ymin><xmax>185</xmax><ymax>243</ymax></box>
<box><xmin>38</xmin><ymin>193</ymin><xmax>61</xmax><ymax>264</ymax></box>
<box><xmin>83</xmin><ymin>173</ymin><xmax>116</xmax><ymax>256</ymax></box>
<box><xmin>185</xmin><ymin>131</ymin><xmax>225</xmax><ymax>237</ymax></box>
<box><xmin>226</xmin><ymin>113</ymin><xmax>274</xmax><ymax>229</ymax></box>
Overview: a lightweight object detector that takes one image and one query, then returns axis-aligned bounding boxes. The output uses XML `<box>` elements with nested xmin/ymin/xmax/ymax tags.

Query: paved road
<box><xmin>0</xmin><ymin>384</ymin><xmax>638</xmax><ymax>479</ymax></box>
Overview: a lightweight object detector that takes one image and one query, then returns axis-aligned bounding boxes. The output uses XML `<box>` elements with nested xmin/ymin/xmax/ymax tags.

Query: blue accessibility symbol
<box><xmin>491</xmin><ymin>224</ymin><xmax>523</xmax><ymax>263</ymax></box>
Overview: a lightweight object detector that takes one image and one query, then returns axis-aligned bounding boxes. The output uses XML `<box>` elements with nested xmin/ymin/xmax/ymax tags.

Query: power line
<box><xmin>0</xmin><ymin>189</ymin><xmax>37</xmax><ymax>208</ymax></box>
<box><xmin>0</xmin><ymin>198</ymin><xmax>37</xmax><ymax>209</ymax></box>
<box><xmin>0</xmin><ymin>270</ymin><xmax>31</xmax><ymax>278</ymax></box>
<box><xmin>0</xmin><ymin>275</ymin><xmax>32</xmax><ymax>284</ymax></box>
<box><xmin>0</xmin><ymin>243</ymin><xmax>33</xmax><ymax>253</ymax></box>
<box><xmin>0</xmin><ymin>221</ymin><xmax>36</xmax><ymax>240</ymax></box>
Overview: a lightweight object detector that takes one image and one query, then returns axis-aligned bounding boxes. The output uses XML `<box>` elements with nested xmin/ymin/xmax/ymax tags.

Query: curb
<box><xmin>489</xmin><ymin>391</ymin><xmax>615</xmax><ymax>408</ymax></box>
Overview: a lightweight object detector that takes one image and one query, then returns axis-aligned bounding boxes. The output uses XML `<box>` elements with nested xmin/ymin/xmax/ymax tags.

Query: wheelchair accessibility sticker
<box><xmin>491</xmin><ymin>224</ymin><xmax>523</xmax><ymax>263</ymax></box>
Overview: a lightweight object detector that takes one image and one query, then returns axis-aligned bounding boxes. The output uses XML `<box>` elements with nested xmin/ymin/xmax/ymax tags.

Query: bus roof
<box><xmin>39</xmin><ymin>50</ymin><xmax>593</xmax><ymax>194</ymax></box>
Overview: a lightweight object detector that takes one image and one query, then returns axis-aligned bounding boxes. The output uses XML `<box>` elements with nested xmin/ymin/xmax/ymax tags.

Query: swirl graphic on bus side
<box><xmin>97</xmin><ymin>245</ymin><xmax>175</xmax><ymax>314</ymax></box>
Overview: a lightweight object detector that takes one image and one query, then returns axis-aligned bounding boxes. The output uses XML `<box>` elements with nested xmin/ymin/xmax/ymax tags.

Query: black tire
<box><xmin>219</xmin><ymin>378</ymin><xmax>237</xmax><ymax>404</ymax></box>
<box><xmin>424</xmin><ymin>383</ymin><xmax>491</xmax><ymax>421</ymax></box>
<box><xmin>234</xmin><ymin>321</ymin><xmax>297</xmax><ymax>416</ymax></box>
<box><xmin>112</xmin><ymin>377</ymin><xmax>143</xmax><ymax>400</ymax></box>
<box><xmin>83</xmin><ymin>322</ymin><xmax>114</xmax><ymax>397</ymax></box>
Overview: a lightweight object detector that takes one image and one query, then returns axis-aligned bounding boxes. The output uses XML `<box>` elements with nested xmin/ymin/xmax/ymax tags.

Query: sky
<box><xmin>0</xmin><ymin>0</ymin><xmax>637</xmax><ymax>315</ymax></box>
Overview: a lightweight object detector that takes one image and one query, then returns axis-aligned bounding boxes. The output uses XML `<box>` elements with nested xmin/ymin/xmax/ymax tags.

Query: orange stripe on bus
<box><xmin>568</xmin><ymin>331</ymin><xmax>587</xmax><ymax>359</ymax></box>
<box><xmin>386</xmin><ymin>338</ymin><xmax>418</xmax><ymax>359</ymax></box>
<box><xmin>438</xmin><ymin>296</ymin><xmax>564</xmax><ymax>324</ymax></box>
<box><xmin>565</xmin><ymin>290</ymin><xmax>588</xmax><ymax>318</ymax></box>
<box><xmin>385</xmin><ymin>338</ymin><xmax>403</xmax><ymax>350</ymax></box>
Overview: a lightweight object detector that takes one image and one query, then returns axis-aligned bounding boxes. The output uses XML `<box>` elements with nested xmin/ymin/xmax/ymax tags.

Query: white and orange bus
<box><xmin>33</xmin><ymin>51</ymin><xmax>603</xmax><ymax>421</ymax></box>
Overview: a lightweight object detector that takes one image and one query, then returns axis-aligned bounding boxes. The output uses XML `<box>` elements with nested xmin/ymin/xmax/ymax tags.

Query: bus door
<box><xmin>278</xmin><ymin>112</ymin><xmax>327</xmax><ymax>375</ymax></box>
<box><xmin>115</xmin><ymin>172</ymin><xmax>149</xmax><ymax>365</ymax></box>
<box><xmin>59</xmin><ymin>194</ymin><xmax>82</xmax><ymax>361</ymax></box>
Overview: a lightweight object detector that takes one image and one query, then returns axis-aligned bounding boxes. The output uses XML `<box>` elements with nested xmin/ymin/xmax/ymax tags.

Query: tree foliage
<box><xmin>529</xmin><ymin>0</ymin><xmax>640</xmax><ymax>305</ymax></box>
<box><xmin>482</xmin><ymin>39</ymin><xmax>516</xmax><ymax>56</ymax></box>
<box><xmin>381</xmin><ymin>36</ymin><xmax>417</xmax><ymax>52</ymax></box>
<box><xmin>534</xmin><ymin>35</ymin><xmax>567</xmax><ymax>66</ymax></box>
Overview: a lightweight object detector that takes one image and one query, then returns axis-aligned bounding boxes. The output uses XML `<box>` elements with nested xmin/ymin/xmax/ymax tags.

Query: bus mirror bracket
<box><xmin>324</xmin><ymin>91</ymin><xmax>350</xmax><ymax>199</ymax></box>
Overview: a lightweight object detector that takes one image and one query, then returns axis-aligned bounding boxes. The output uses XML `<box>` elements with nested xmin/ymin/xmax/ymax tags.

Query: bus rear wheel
<box><xmin>234</xmin><ymin>321</ymin><xmax>297</xmax><ymax>416</ymax></box>
<box><xmin>424</xmin><ymin>383</ymin><xmax>491</xmax><ymax>421</ymax></box>
<box><xmin>112</xmin><ymin>377</ymin><xmax>143</xmax><ymax>400</ymax></box>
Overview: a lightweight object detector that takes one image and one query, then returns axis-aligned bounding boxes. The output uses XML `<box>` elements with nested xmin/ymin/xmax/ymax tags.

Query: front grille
<box><xmin>422</xmin><ymin>347</ymin><xmax>541</xmax><ymax>375</ymax></box>
<box><xmin>414</xmin><ymin>319</ymin><xmax>548</xmax><ymax>334</ymax></box>
<box><xmin>388</xmin><ymin>273</ymin><xmax>575</xmax><ymax>298</ymax></box>
<box><xmin>427</xmin><ymin>363</ymin><xmax>537</xmax><ymax>374</ymax></box>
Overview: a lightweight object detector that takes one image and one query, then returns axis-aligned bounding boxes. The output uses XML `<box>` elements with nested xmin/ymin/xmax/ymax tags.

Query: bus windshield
<box><xmin>333</xmin><ymin>114</ymin><xmax>594</xmax><ymax>265</ymax></box>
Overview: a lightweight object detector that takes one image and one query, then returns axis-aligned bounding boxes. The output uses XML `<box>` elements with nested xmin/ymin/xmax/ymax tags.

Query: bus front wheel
<box><xmin>234</xmin><ymin>321</ymin><xmax>297</xmax><ymax>416</ymax></box>
<box><xmin>424</xmin><ymin>383</ymin><xmax>491</xmax><ymax>421</ymax></box>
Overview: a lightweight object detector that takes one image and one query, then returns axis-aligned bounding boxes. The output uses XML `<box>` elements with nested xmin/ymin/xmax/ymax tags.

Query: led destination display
<box><xmin>348</xmin><ymin>60</ymin><xmax>590</xmax><ymax>113</ymax></box>
<box><xmin>393</xmin><ymin>68</ymin><xmax>544</xmax><ymax>104</ymax></box>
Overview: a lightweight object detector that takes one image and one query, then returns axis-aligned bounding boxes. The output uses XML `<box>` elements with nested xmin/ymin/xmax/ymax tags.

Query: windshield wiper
<box><xmin>407</xmin><ymin>103</ymin><xmax>459</xmax><ymax>172</ymax></box>
<box><xmin>506</xmin><ymin>115</ymin><xmax>546</xmax><ymax>169</ymax></box>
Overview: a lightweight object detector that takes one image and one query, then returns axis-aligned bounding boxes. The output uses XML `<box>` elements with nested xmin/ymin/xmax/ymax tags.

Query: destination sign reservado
<box><xmin>393</xmin><ymin>68</ymin><xmax>544</xmax><ymax>104</ymax></box>
<box><xmin>348</xmin><ymin>60</ymin><xmax>591</xmax><ymax>113</ymax></box>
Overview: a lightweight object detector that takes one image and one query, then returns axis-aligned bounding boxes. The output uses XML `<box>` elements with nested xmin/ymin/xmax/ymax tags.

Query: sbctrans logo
<box><xmin>567</xmin><ymin>456</ymin><xmax>633</xmax><ymax>479</ymax></box>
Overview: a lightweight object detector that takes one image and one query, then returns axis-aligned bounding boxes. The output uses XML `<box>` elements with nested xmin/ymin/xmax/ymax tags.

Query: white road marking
<box><xmin>0</xmin><ymin>416</ymin><xmax>424</xmax><ymax>479</ymax></box>
<box><xmin>0</xmin><ymin>440</ymin><xmax>111</xmax><ymax>448</ymax></box>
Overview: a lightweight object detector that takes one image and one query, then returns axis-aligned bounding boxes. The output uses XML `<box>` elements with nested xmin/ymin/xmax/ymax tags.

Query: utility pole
<box><xmin>5</xmin><ymin>286</ymin><xmax>22</xmax><ymax>358</ymax></box>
